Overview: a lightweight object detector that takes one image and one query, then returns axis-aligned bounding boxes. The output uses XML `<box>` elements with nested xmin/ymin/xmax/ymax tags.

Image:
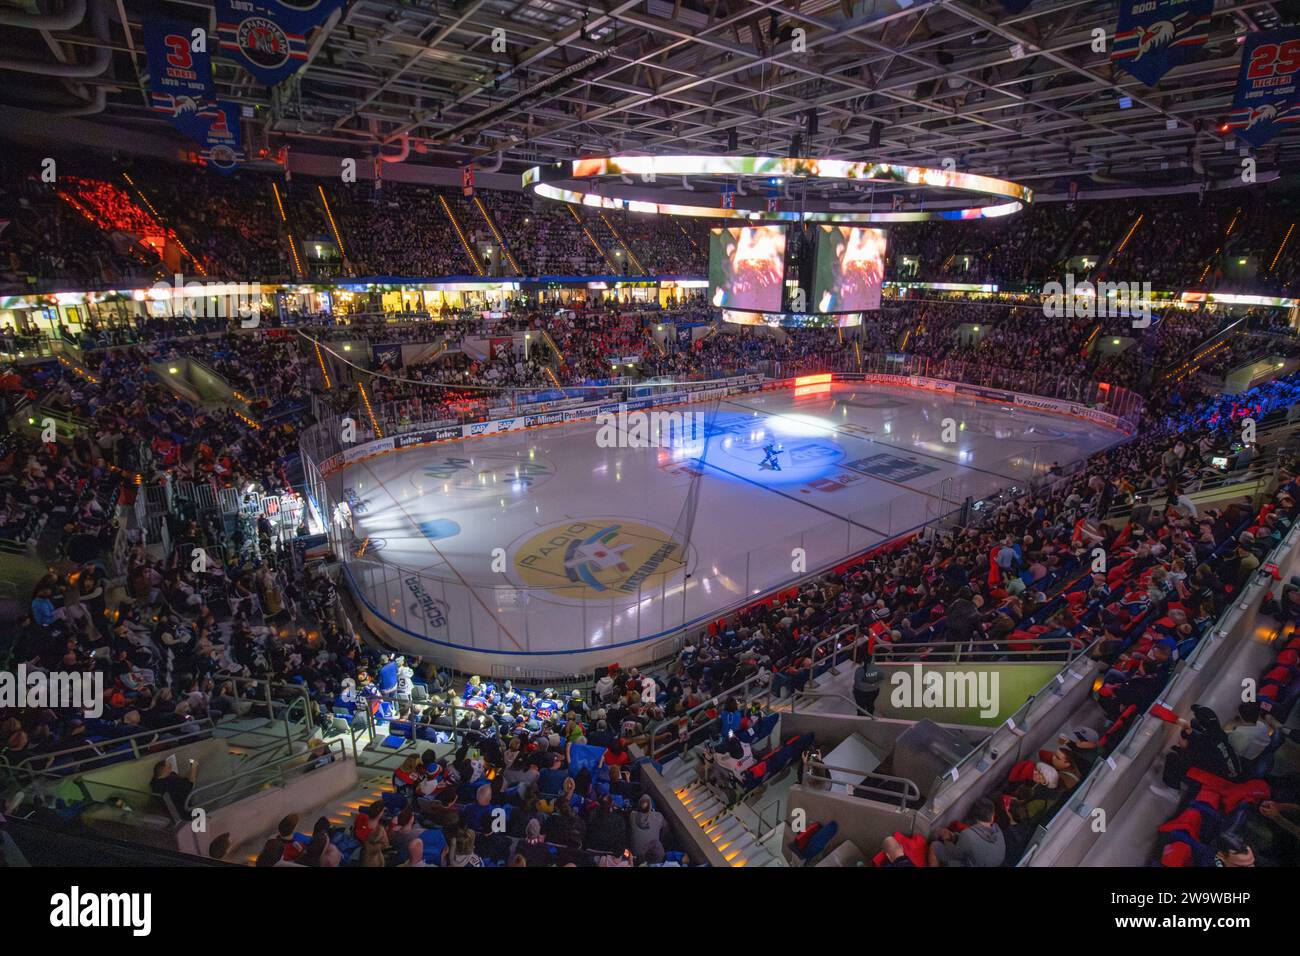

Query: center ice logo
<box><xmin>565</xmin><ymin>535</ymin><xmax>633</xmax><ymax>578</ymax></box>
<box><xmin>513</xmin><ymin>519</ymin><xmax>687</xmax><ymax>599</ymax></box>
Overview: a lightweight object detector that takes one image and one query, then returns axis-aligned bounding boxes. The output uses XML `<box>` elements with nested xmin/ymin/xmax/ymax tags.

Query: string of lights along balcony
<box><xmin>523</xmin><ymin>155</ymin><xmax>1033</xmax><ymax>223</ymax></box>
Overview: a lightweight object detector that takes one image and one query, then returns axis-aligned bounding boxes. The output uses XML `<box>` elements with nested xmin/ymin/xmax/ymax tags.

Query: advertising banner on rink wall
<box><xmin>1110</xmin><ymin>0</ymin><xmax>1212</xmax><ymax>86</ymax></box>
<box><xmin>216</xmin><ymin>0</ymin><xmax>345</xmax><ymax>86</ymax></box>
<box><xmin>314</xmin><ymin>374</ymin><xmax>1128</xmax><ymax>480</ymax></box>
<box><xmin>1226</xmin><ymin>27</ymin><xmax>1300</xmax><ymax>147</ymax></box>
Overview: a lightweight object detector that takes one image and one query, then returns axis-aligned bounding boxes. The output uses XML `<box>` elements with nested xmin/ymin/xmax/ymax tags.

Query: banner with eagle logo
<box><xmin>1110</xmin><ymin>0</ymin><xmax>1212</xmax><ymax>87</ymax></box>
<box><xmin>1225</xmin><ymin>27</ymin><xmax>1300</xmax><ymax>147</ymax></box>
<box><xmin>216</xmin><ymin>0</ymin><xmax>345</xmax><ymax>87</ymax></box>
<box><xmin>194</xmin><ymin>102</ymin><xmax>247</xmax><ymax>174</ymax></box>
<box><xmin>143</xmin><ymin>19</ymin><xmax>217</xmax><ymax>142</ymax></box>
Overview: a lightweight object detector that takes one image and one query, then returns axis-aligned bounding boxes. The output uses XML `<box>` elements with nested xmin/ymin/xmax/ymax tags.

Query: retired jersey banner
<box><xmin>1111</xmin><ymin>0</ymin><xmax>1212</xmax><ymax>86</ymax></box>
<box><xmin>1226</xmin><ymin>28</ymin><xmax>1300</xmax><ymax>147</ymax></box>
<box><xmin>143</xmin><ymin>19</ymin><xmax>217</xmax><ymax>141</ymax></box>
<box><xmin>216</xmin><ymin>0</ymin><xmax>345</xmax><ymax>87</ymax></box>
<box><xmin>195</xmin><ymin>102</ymin><xmax>247</xmax><ymax>174</ymax></box>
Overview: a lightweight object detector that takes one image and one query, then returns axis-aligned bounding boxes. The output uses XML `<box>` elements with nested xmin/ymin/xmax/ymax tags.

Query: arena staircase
<box><xmin>1192</xmin><ymin>206</ymin><xmax>1244</xmax><ymax>288</ymax></box>
<box><xmin>1158</xmin><ymin>310</ymin><xmax>1243</xmax><ymax>385</ymax></box>
<box><xmin>315</xmin><ymin>184</ymin><xmax>351</xmax><ymax>274</ymax></box>
<box><xmin>1268</xmin><ymin>221</ymin><xmax>1296</xmax><ymax>279</ymax></box>
<box><xmin>470</xmin><ymin>194</ymin><xmax>523</xmax><ymax>276</ymax></box>
<box><xmin>658</xmin><ymin>747</ymin><xmax>788</xmax><ymax>867</ymax></box>
<box><xmin>1094</xmin><ymin>211</ymin><xmax>1144</xmax><ymax>277</ymax></box>
<box><xmin>232</xmin><ymin>769</ymin><xmax>392</xmax><ymax>864</ymax></box>
<box><xmin>566</xmin><ymin>206</ymin><xmax>619</xmax><ymax>272</ymax></box>
<box><xmin>57</xmin><ymin>176</ymin><xmax>186</xmax><ymax>271</ymax></box>
<box><xmin>533</xmin><ymin>328</ymin><xmax>569</xmax><ymax>380</ymax></box>
<box><xmin>437</xmin><ymin>193</ymin><xmax>486</xmax><ymax>276</ymax></box>
<box><xmin>648</xmin><ymin>693</ymin><xmax>802</xmax><ymax>868</ymax></box>
<box><xmin>597</xmin><ymin>213</ymin><xmax>648</xmax><ymax>276</ymax></box>
<box><xmin>121</xmin><ymin>172</ymin><xmax>209</xmax><ymax>275</ymax></box>
<box><xmin>270</xmin><ymin>181</ymin><xmax>306</xmax><ymax>278</ymax></box>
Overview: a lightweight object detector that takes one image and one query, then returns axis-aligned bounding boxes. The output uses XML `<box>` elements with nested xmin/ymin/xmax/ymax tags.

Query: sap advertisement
<box><xmin>813</xmin><ymin>225</ymin><xmax>886</xmax><ymax>313</ymax></box>
<box><xmin>708</xmin><ymin>225</ymin><xmax>787</xmax><ymax>312</ymax></box>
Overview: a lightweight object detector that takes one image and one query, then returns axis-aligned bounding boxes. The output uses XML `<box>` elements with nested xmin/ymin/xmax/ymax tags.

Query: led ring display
<box><xmin>523</xmin><ymin>155</ymin><xmax>1032</xmax><ymax>223</ymax></box>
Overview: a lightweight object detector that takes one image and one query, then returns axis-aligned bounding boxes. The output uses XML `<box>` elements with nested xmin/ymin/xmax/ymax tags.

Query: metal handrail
<box><xmin>346</xmin><ymin>691</ymin><xmax>511</xmax><ymax>766</ymax></box>
<box><xmin>874</xmin><ymin>636</ymin><xmax>1085</xmax><ymax>664</ymax></box>
<box><xmin>802</xmin><ymin>757</ymin><xmax>921</xmax><ymax>809</ymax></box>
<box><xmin>1</xmin><ymin>763</ymin><xmax>160</xmax><ymax>809</ymax></box>
<box><xmin>33</xmin><ymin>400</ymin><xmax>94</xmax><ymax>430</ymax></box>
<box><xmin>1105</xmin><ymin>464</ymin><xmax>1277</xmax><ymax>521</ymax></box>
<box><xmin>779</xmin><ymin>691</ymin><xmax>874</xmax><ymax>718</ymax></box>
<box><xmin>1255</xmin><ymin>412</ymin><xmax>1299</xmax><ymax>444</ymax></box>
<box><xmin>924</xmin><ymin>637</ymin><xmax>1101</xmax><ymax>808</ymax></box>
<box><xmin>804</xmin><ymin>626</ymin><xmax>862</xmax><ymax>690</ymax></box>
<box><xmin>213</xmin><ymin>673</ymin><xmax>317</xmax><ymax>752</ymax></box>
<box><xmin>754</xmin><ymin>799</ymin><xmax>786</xmax><ymax>846</ymax></box>
<box><xmin>10</xmin><ymin>717</ymin><xmax>217</xmax><ymax>778</ymax></box>
<box><xmin>185</xmin><ymin>738</ymin><xmax>348</xmax><ymax>814</ymax></box>
<box><xmin>1014</xmin><ymin>523</ymin><xmax>1300</xmax><ymax>865</ymax></box>
<box><xmin>648</xmin><ymin>671</ymin><xmax>773</xmax><ymax>764</ymax></box>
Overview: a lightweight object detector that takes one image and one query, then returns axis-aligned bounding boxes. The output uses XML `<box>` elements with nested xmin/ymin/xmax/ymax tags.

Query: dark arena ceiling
<box><xmin>1</xmin><ymin>0</ymin><xmax>1299</xmax><ymax>191</ymax></box>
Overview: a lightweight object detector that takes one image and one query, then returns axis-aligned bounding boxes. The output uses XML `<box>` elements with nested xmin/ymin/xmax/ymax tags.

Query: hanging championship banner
<box><xmin>462</xmin><ymin>165</ymin><xmax>474</xmax><ymax>197</ymax></box>
<box><xmin>1225</xmin><ymin>28</ymin><xmax>1300</xmax><ymax>147</ymax></box>
<box><xmin>143</xmin><ymin>19</ymin><xmax>217</xmax><ymax>142</ymax></box>
<box><xmin>195</xmin><ymin>102</ymin><xmax>247</xmax><ymax>174</ymax></box>
<box><xmin>1111</xmin><ymin>0</ymin><xmax>1212</xmax><ymax>87</ymax></box>
<box><xmin>216</xmin><ymin>0</ymin><xmax>345</xmax><ymax>87</ymax></box>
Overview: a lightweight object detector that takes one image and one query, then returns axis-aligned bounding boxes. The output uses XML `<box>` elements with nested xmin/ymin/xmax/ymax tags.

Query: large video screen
<box><xmin>709</xmin><ymin>225</ymin><xmax>787</xmax><ymax>312</ymax></box>
<box><xmin>812</xmin><ymin>226</ymin><xmax>886</xmax><ymax>313</ymax></box>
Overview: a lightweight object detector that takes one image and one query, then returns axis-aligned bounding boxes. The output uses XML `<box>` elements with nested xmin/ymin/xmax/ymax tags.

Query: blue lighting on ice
<box><xmin>694</xmin><ymin>410</ymin><xmax>847</xmax><ymax>486</ymax></box>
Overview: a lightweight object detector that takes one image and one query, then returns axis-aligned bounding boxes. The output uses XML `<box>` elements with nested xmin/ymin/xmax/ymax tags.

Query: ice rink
<box><xmin>334</xmin><ymin>382</ymin><xmax>1124</xmax><ymax>662</ymax></box>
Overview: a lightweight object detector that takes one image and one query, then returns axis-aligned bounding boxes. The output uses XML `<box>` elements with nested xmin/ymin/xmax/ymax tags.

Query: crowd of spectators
<box><xmin>247</xmin><ymin>667</ymin><xmax>701</xmax><ymax>867</ymax></box>
<box><xmin>0</xmin><ymin>158</ymin><xmax>153</xmax><ymax>290</ymax></box>
<box><xmin>135</xmin><ymin>165</ymin><xmax>289</xmax><ymax>281</ymax></box>
<box><xmin>641</xmin><ymin>372</ymin><xmax>1300</xmax><ymax>866</ymax></box>
<box><xmin>4</xmin><ymin>174</ymin><xmax>1300</xmax><ymax>869</ymax></box>
<box><xmin>5</xmin><ymin>150</ymin><xmax>1299</xmax><ymax>300</ymax></box>
<box><xmin>328</xmin><ymin>183</ymin><xmax>472</xmax><ymax>278</ymax></box>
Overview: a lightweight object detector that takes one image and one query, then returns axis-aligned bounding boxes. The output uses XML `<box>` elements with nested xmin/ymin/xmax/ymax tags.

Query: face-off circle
<box><xmin>409</xmin><ymin>453</ymin><xmax>558</xmax><ymax>498</ymax></box>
